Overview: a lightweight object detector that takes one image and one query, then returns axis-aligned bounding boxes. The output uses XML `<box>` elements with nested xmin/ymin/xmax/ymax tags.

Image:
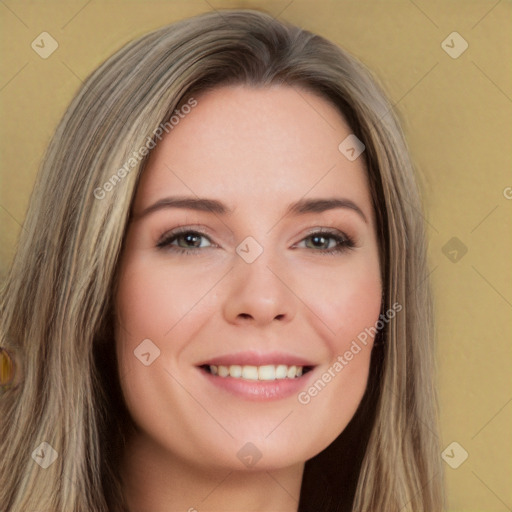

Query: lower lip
<box><xmin>198</xmin><ymin>367</ymin><xmax>316</xmax><ymax>401</ymax></box>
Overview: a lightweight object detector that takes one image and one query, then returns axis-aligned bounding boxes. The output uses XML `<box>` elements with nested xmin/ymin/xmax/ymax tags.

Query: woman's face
<box><xmin>115</xmin><ymin>85</ymin><xmax>382</xmax><ymax>472</ymax></box>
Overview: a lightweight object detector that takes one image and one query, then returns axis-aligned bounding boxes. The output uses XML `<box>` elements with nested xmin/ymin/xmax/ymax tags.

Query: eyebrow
<box><xmin>136</xmin><ymin>196</ymin><xmax>368</xmax><ymax>223</ymax></box>
<box><xmin>287</xmin><ymin>198</ymin><xmax>368</xmax><ymax>223</ymax></box>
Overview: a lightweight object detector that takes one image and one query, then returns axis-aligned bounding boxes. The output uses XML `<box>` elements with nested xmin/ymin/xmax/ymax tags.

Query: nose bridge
<box><xmin>222</xmin><ymin>238</ymin><xmax>296</xmax><ymax>325</ymax></box>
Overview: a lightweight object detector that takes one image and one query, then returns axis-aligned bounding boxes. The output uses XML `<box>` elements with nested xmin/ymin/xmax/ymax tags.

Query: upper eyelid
<box><xmin>157</xmin><ymin>225</ymin><xmax>215</xmax><ymax>242</ymax></box>
<box><xmin>300</xmin><ymin>226</ymin><xmax>350</xmax><ymax>237</ymax></box>
<box><xmin>157</xmin><ymin>229</ymin><xmax>215</xmax><ymax>248</ymax></box>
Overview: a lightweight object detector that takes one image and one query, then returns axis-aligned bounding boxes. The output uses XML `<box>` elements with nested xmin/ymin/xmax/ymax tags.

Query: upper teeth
<box><xmin>209</xmin><ymin>364</ymin><xmax>304</xmax><ymax>380</ymax></box>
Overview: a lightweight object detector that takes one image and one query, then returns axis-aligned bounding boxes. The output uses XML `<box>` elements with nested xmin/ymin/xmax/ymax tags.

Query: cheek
<box><xmin>113</xmin><ymin>249</ymin><xmax>224</xmax><ymax>405</ymax></box>
<box><xmin>113</xmin><ymin>256</ymin><xmax>211</xmax><ymax>441</ymax></box>
<box><xmin>114</xmin><ymin>255</ymin><xmax>185</xmax><ymax>385</ymax></box>
<box><xmin>331</xmin><ymin>271</ymin><xmax>382</xmax><ymax>344</ymax></box>
<box><xmin>298</xmin><ymin>257</ymin><xmax>382</xmax><ymax>346</ymax></box>
<box><xmin>116</xmin><ymin>268</ymin><xmax>171</xmax><ymax>336</ymax></box>
<box><xmin>294</xmin><ymin>271</ymin><xmax>380</xmax><ymax>449</ymax></box>
<box><xmin>115</xmin><ymin>253</ymin><xmax>215</xmax><ymax>347</ymax></box>
<box><xmin>291</xmin><ymin>254</ymin><xmax>381</xmax><ymax>429</ymax></box>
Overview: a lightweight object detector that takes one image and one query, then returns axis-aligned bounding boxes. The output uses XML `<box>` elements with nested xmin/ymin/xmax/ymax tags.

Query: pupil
<box><xmin>184</xmin><ymin>234</ymin><xmax>199</xmax><ymax>247</ymax></box>
<box><xmin>312</xmin><ymin>235</ymin><xmax>326</xmax><ymax>248</ymax></box>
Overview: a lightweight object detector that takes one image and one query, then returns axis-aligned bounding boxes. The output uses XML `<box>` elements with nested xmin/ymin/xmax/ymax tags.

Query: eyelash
<box><xmin>156</xmin><ymin>227</ymin><xmax>356</xmax><ymax>256</ymax></box>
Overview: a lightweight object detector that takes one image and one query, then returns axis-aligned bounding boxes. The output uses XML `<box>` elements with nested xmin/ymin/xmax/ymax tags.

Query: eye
<box><xmin>156</xmin><ymin>229</ymin><xmax>213</xmax><ymax>255</ymax></box>
<box><xmin>156</xmin><ymin>227</ymin><xmax>355</xmax><ymax>256</ymax></box>
<box><xmin>296</xmin><ymin>229</ymin><xmax>355</xmax><ymax>255</ymax></box>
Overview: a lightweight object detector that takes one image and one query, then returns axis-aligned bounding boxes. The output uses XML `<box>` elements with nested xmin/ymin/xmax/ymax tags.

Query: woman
<box><xmin>0</xmin><ymin>9</ymin><xmax>443</xmax><ymax>511</ymax></box>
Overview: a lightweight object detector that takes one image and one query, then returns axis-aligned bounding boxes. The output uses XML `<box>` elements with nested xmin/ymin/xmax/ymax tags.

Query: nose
<box><xmin>222</xmin><ymin>250</ymin><xmax>297</xmax><ymax>327</ymax></box>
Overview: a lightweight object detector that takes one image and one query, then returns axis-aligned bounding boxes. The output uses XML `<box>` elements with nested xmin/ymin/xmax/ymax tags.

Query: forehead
<box><xmin>134</xmin><ymin>85</ymin><xmax>372</xmax><ymax>219</ymax></box>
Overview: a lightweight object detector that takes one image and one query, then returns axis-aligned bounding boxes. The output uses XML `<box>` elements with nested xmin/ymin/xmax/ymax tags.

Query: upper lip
<box><xmin>197</xmin><ymin>350</ymin><xmax>316</xmax><ymax>367</ymax></box>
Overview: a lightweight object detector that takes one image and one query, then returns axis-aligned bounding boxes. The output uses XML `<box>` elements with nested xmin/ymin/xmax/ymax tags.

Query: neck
<box><xmin>120</xmin><ymin>430</ymin><xmax>304</xmax><ymax>512</ymax></box>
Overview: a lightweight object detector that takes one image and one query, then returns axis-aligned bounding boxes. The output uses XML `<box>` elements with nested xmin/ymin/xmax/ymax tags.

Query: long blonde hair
<box><xmin>0</xmin><ymin>9</ymin><xmax>443</xmax><ymax>511</ymax></box>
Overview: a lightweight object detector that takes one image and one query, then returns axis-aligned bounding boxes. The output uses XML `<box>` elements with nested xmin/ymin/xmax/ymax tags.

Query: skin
<box><xmin>115</xmin><ymin>84</ymin><xmax>382</xmax><ymax>512</ymax></box>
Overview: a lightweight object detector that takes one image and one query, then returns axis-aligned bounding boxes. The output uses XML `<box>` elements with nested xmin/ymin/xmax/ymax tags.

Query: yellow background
<box><xmin>1</xmin><ymin>1</ymin><xmax>510</xmax><ymax>510</ymax></box>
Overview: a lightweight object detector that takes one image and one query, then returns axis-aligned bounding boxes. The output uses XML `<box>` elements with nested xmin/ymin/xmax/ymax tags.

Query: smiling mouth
<box><xmin>200</xmin><ymin>364</ymin><xmax>314</xmax><ymax>381</ymax></box>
